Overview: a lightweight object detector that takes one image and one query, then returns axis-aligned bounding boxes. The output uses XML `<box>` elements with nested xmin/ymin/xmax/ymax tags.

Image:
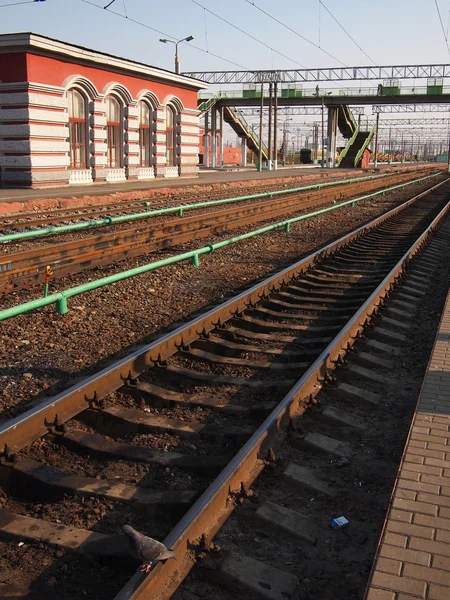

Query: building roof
<box><xmin>0</xmin><ymin>32</ymin><xmax>208</xmax><ymax>90</ymax></box>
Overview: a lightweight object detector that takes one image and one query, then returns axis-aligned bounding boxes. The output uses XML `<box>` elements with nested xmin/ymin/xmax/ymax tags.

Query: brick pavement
<box><xmin>366</xmin><ymin>289</ymin><xmax>450</xmax><ymax>599</ymax></box>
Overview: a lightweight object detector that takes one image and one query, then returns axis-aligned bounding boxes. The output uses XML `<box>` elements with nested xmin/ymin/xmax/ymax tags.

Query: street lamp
<box><xmin>159</xmin><ymin>36</ymin><xmax>194</xmax><ymax>74</ymax></box>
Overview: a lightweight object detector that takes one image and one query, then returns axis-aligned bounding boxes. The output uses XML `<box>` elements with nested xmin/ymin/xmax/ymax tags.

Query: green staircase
<box><xmin>336</xmin><ymin>104</ymin><xmax>374</xmax><ymax>168</ymax></box>
<box><xmin>338</xmin><ymin>128</ymin><xmax>376</xmax><ymax>168</ymax></box>
<box><xmin>198</xmin><ymin>94</ymin><xmax>268</xmax><ymax>161</ymax></box>
<box><xmin>338</xmin><ymin>105</ymin><xmax>358</xmax><ymax>138</ymax></box>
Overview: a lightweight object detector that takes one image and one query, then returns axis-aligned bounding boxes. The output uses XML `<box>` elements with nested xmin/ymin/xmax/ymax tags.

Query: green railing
<box><xmin>0</xmin><ymin>172</ymin><xmax>442</xmax><ymax>322</ymax></box>
<box><xmin>226</xmin><ymin>106</ymin><xmax>269</xmax><ymax>157</ymax></box>
<box><xmin>0</xmin><ymin>172</ymin><xmax>408</xmax><ymax>244</ymax></box>
<box><xmin>339</xmin><ymin>105</ymin><xmax>358</xmax><ymax>136</ymax></box>
<box><xmin>354</xmin><ymin>127</ymin><xmax>376</xmax><ymax>167</ymax></box>
<box><xmin>337</xmin><ymin>126</ymin><xmax>360</xmax><ymax>167</ymax></box>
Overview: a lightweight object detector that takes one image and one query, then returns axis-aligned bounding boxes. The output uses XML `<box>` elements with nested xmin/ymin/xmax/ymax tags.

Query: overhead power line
<box><xmin>190</xmin><ymin>0</ymin><xmax>306</xmax><ymax>68</ymax></box>
<box><xmin>243</xmin><ymin>0</ymin><xmax>346</xmax><ymax>66</ymax></box>
<box><xmin>318</xmin><ymin>1</ymin><xmax>376</xmax><ymax>65</ymax></box>
<box><xmin>0</xmin><ymin>0</ymin><xmax>45</xmax><ymax>7</ymax></box>
<box><xmin>81</xmin><ymin>0</ymin><xmax>250</xmax><ymax>70</ymax></box>
<box><xmin>434</xmin><ymin>0</ymin><xmax>450</xmax><ymax>57</ymax></box>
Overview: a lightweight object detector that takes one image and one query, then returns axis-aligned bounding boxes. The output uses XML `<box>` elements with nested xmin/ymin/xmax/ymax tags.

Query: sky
<box><xmin>2</xmin><ymin>0</ymin><xmax>450</xmax><ymax>74</ymax></box>
<box><xmin>2</xmin><ymin>0</ymin><xmax>450</xmax><ymax>148</ymax></box>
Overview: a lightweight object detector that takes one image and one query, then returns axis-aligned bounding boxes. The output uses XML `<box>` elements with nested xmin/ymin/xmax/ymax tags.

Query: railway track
<box><xmin>0</xmin><ymin>178</ymin><xmax>449</xmax><ymax>599</ymax></box>
<box><xmin>0</xmin><ymin>177</ymin><xmax>340</xmax><ymax>231</ymax></box>
<box><xmin>0</xmin><ymin>167</ymin><xmax>439</xmax><ymax>295</ymax></box>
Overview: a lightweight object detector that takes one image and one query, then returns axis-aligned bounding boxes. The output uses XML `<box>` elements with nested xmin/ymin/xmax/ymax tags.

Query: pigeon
<box><xmin>123</xmin><ymin>525</ymin><xmax>176</xmax><ymax>573</ymax></box>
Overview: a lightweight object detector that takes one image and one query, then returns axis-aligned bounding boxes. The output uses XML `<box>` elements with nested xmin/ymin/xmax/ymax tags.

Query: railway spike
<box><xmin>267</xmin><ymin>447</ymin><xmax>276</xmax><ymax>462</ymax></box>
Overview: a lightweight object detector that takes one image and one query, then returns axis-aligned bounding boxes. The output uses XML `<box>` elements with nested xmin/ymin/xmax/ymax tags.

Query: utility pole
<box><xmin>388</xmin><ymin>127</ymin><xmax>392</xmax><ymax>165</ymax></box>
<box><xmin>268</xmin><ymin>83</ymin><xmax>273</xmax><ymax>170</ymax></box>
<box><xmin>374</xmin><ymin>112</ymin><xmax>380</xmax><ymax>168</ymax></box>
<box><xmin>447</xmin><ymin>130</ymin><xmax>450</xmax><ymax>171</ymax></box>
<box><xmin>219</xmin><ymin>106</ymin><xmax>224</xmax><ymax>167</ymax></box>
<box><xmin>258</xmin><ymin>83</ymin><xmax>264</xmax><ymax>171</ymax></box>
<box><xmin>321</xmin><ymin>96</ymin><xmax>325</xmax><ymax>168</ymax></box>
<box><xmin>273</xmin><ymin>83</ymin><xmax>278</xmax><ymax>170</ymax></box>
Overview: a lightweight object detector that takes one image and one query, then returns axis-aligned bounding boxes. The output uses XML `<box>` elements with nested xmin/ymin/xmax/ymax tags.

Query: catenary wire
<box><xmin>81</xmin><ymin>0</ymin><xmax>250</xmax><ymax>69</ymax></box>
<box><xmin>434</xmin><ymin>0</ymin><xmax>450</xmax><ymax>56</ymax></box>
<box><xmin>243</xmin><ymin>0</ymin><xmax>347</xmax><ymax>66</ymax></box>
<box><xmin>318</xmin><ymin>0</ymin><xmax>376</xmax><ymax>65</ymax></box>
<box><xmin>190</xmin><ymin>0</ymin><xmax>306</xmax><ymax>68</ymax></box>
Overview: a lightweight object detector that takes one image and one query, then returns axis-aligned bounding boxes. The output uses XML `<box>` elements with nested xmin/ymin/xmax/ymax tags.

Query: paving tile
<box><xmin>366</xmin><ymin>288</ymin><xmax>450</xmax><ymax>599</ymax></box>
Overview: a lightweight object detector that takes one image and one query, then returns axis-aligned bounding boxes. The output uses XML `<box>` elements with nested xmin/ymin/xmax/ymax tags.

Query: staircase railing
<box><xmin>337</xmin><ymin>125</ymin><xmax>360</xmax><ymax>167</ymax></box>
<box><xmin>338</xmin><ymin>105</ymin><xmax>358</xmax><ymax>137</ymax></box>
<box><xmin>198</xmin><ymin>92</ymin><xmax>223</xmax><ymax>115</ymax></box>
<box><xmin>354</xmin><ymin>127</ymin><xmax>376</xmax><ymax>167</ymax></box>
<box><xmin>199</xmin><ymin>92</ymin><xmax>268</xmax><ymax>159</ymax></box>
<box><xmin>226</xmin><ymin>106</ymin><xmax>269</xmax><ymax>157</ymax></box>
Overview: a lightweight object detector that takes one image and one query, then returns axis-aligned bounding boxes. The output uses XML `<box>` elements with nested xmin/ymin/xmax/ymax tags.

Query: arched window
<box><xmin>68</xmin><ymin>89</ymin><xmax>87</xmax><ymax>169</ymax></box>
<box><xmin>139</xmin><ymin>101</ymin><xmax>152</xmax><ymax>167</ymax></box>
<box><xmin>166</xmin><ymin>106</ymin><xmax>176</xmax><ymax>167</ymax></box>
<box><xmin>106</xmin><ymin>96</ymin><xmax>122</xmax><ymax>168</ymax></box>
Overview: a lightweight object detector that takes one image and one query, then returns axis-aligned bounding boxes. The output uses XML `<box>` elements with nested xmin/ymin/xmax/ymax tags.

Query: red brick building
<box><xmin>198</xmin><ymin>128</ymin><xmax>243</xmax><ymax>166</ymax></box>
<box><xmin>0</xmin><ymin>33</ymin><xmax>207</xmax><ymax>188</ymax></box>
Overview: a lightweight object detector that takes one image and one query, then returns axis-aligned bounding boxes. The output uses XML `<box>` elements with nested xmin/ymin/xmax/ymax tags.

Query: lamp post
<box><xmin>159</xmin><ymin>36</ymin><xmax>194</xmax><ymax>74</ymax></box>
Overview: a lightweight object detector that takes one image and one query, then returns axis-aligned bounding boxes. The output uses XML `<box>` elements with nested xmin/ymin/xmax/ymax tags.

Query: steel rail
<box><xmin>0</xmin><ymin>170</ymin><xmax>422</xmax><ymax>243</ymax></box>
<box><xmin>0</xmin><ymin>176</ymin><xmax>447</xmax><ymax>458</ymax></box>
<box><xmin>0</xmin><ymin>178</ymin><xmax>448</xmax><ymax>599</ymax></box>
<box><xmin>115</xmin><ymin>185</ymin><xmax>450</xmax><ymax>600</ymax></box>
<box><xmin>0</xmin><ymin>172</ymin><xmax>444</xmax><ymax>321</ymax></box>
<box><xmin>0</xmin><ymin>169</ymin><xmax>439</xmax><ymax>295</ymax></box>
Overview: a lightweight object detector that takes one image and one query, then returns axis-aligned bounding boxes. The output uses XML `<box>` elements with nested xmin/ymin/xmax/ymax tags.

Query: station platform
<box><xmin>0</xmin><ymin>163</ymin><xmax>430</xmax><ymax>216</ymax></box>
<box><xmin>366</xmin><ymin>287</ymin><xmax>450</xmax><ymax>600</ymax></box>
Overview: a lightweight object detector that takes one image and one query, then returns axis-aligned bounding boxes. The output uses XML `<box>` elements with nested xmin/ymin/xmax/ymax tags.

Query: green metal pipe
<box><xmin>0</xmin><ymin>171</ymin><xmax>442</xmax><ymax>323</ymax></box>
<box><xmin>0</xmin><ymin>171</ymin><xmax>411</xmax><ymax>244</ymax></box>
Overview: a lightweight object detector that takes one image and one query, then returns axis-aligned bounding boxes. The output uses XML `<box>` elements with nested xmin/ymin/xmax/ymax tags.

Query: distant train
<box><xmin>300</xmin><ymin>148</ymin><xmax>312</xmax><ymax>164</ymax></box>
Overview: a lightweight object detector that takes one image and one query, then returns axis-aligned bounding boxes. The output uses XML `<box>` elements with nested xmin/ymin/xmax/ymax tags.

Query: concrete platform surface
<box><xmin>365</xmin><ymin>287</ymin><xmax>450</xmax><ymax>600</ymax></box>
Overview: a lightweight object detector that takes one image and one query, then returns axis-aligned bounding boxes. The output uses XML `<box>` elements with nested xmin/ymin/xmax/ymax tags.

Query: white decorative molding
<box><xmin>180</xmin><ymin>114</ymin><xmax>200</xmax><ymax>125</ymax></box>
<box><xmin>164</xmin><ymin>166</ymin><xmax>179</xmax><ymax>178</ymax></box>
<box><xmin>179</xmin><ymin>155</ymin><xmax>199</xmax><ymax>165</ymax></box>
<box><xmin>92</xmin><ymin>156</ymin><xmax>107</xmax><ymax>167</ymax></box>
<box><xmin>125</xmin><ymin>131</ymin><xmax>139</xmax><ymax>142</ymax></box>
<box><xmin>3</xmin><ymin>169</ymin><xmax>70</xmax><ymax>183</ymax></box>
<box><xmin>0</xmin><ymin>155</ymin><xmax>70</xmax><ymax>168</ymax></box>
<box><xmin>179</xmin><ymin>135</ymin><xmax>200</xmax><ymax>145</ymax></box>
<box><xmin>138</xmin><ymin>167</ymin><xmax>155</xmax><ymax>179</ymax></box>
<box><xmin>0</xmin><ymin>33</ymin><xmax>208</xmax><ymax>90</ymax></box>
<box><xmin>0</xmin><ymin>108</ymin><xmax>68</xmax><ymax>123</ymax></box>
<box><xmin>0</xmin><ymin>140</ymin><xmax>69</xmax><ymax>152</ymax></box>
<box><xmin>91</xmin><ymin>115</ymin><xmax>107</xmax><ymax>127</ymax></box>
<box><xmin>0</xmin><ymin>124</ymin><xmax>69</xmax><ymax>138</ymax></box>
<box><xmin>69</xmin><ymin>169</ymin><xmax>93</xmax><ymax>184</ymax></box>
<box><xmin>0</xmin><ymin>81</ymin><xmax>65</xmax><ymax>94</ymax></box>
<box><xmin>0</xmin><ymin>92</ymin><xmax>65</xmax><ymax>108</ymax></box>
<box><xmin>125</xmin><ymin>119</ymin><xmax>139</xmax><ymax>131</ymax></box>
<box><xmin>92</xmin><ymin>142</ymin><xmax>107</xmax><ymax>154</ymax></box>
<box><xmin>106</xmin><ymin>168</ymin><xmax>126</xmax><ymax>182</ymax></box>
<box><xmin>125</xmin><ymin>106</ymin><xmax>139</xmax><ymax>118</ymax></box>
<box><xmin>183</xmin><ymin>108</ymin><xmax>201</xmax><ymax>115</ymax></box>
<box><xmin>126</xmin><ymin>155</ymin><xmax>139</xmax><ymax>167</ymax></box>
<box><xmin>91</xmin><ymin>129</ymin><xmax>107</xmax><ymax>141</ymax></box>
<box><xmin>179</xmin><ymin>124</ymin><xmax>199</xmax><ymax>135</ymax></box>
